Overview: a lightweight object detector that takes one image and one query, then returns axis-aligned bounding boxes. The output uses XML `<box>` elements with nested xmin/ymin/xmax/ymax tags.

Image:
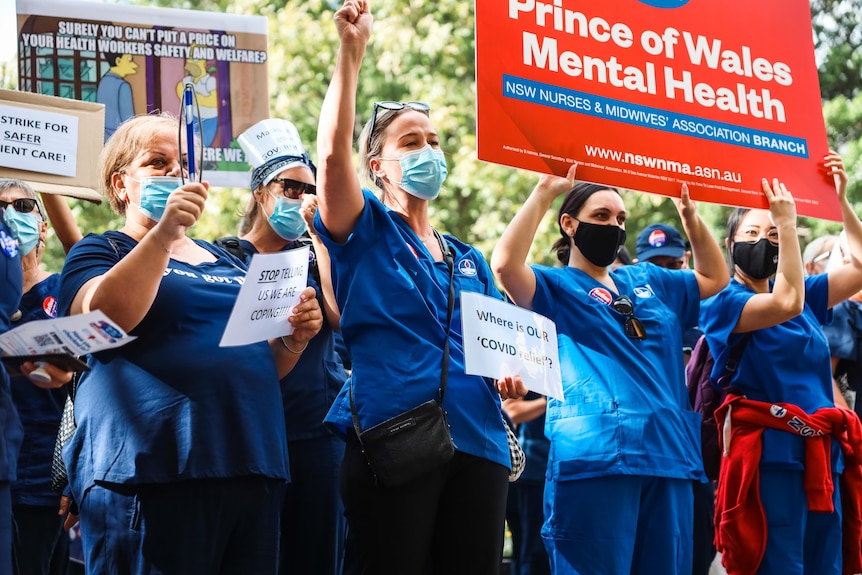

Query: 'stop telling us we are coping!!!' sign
<box><xmin>476</xmin><ymin>0</ymin><xmax>839</xmax><ymax>220</ymax></box>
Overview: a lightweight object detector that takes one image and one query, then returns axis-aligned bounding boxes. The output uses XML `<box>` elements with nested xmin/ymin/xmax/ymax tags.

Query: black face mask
<box><xmin>732</xmin><ymin>238</ymin><xmax>779</xmax><ymax>280</ymax></box>
<box><xmin>573</xmin><ymin>220</ymin><xmax>627</xmax><ymax>268</ymax></box>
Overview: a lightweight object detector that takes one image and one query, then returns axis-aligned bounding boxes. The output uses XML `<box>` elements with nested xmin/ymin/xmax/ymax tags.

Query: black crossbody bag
<box><xmin>349</xmin><ymin>230</ymin><xmax>456</xmax><ymax>487</ymax></box>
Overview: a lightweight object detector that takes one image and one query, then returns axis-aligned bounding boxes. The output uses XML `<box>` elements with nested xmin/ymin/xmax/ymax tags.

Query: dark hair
<box><xmin>552</xmin><ymin>182</ymin><xmax>621</xmax><ymax>264</ymax></box>
<box><xmin>615</xmin><ymin>244</ymin><xmax>632</xmax><ymax>266</ymax></box>
<box><xmin>103</xmin><ymin>52</ymin><xmax>124</xmax><ymax>67</ymax></box>
<box><xmin>725</xmin><ymin>207</ymin><xmax>751</xmax><ymax>268</ymax></box>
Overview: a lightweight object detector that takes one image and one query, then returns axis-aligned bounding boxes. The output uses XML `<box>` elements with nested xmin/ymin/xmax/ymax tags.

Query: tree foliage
<box><xmin>4</xmin><ymin>0</ymin><xmax>862</xmax><ymax>272</ymax></box>
<box><xmin>812</xmin><ymin>0</ymin><xmax>862</xmax><ymax>100</ymax></box>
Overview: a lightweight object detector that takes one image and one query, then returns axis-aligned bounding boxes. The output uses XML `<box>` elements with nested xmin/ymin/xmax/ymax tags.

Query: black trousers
<box><xmin>12</xmin><ymin>503</ymin><xmax>68</xmax><ymax>575</ymax></box>
<box><xmin>341</xmin><ymin>432</ymin><xmax>509</xmax><ymax>575</ymax></box>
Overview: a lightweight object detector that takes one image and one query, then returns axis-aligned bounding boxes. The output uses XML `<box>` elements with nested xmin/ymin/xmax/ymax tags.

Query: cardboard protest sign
<box><xmin>476</xmin><ymin>0</ymin><xmax>839</xmax><ymax>220</ymax></box>
<box><xmin>17</xmin><ymin>0</ymin><xmax>270</xmax><ymax>188</ymax></box>
<box><xmin>0</xmin><ymin>88</ymin><xmax>103</xmax><ymax>202</ymax></box>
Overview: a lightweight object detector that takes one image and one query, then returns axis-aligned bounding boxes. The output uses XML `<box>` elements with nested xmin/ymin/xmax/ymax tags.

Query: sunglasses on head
<box><xmin>270</xmin><ymin>178</ymin><xmax>316</xmax><ymax>199</ymax></box>
<box><xmin>367</xmin><ymin>101</ymin><xmax>431</xmax><ymax>152</ymax></box>
<box><xmin>0</xmin><ymin>198</ymin><xmax>38</xmax><ymax>214</ymax></box>
<box><xmin>611</xmin><ymin>295</ymin><xmax>648</xmax><ymax>340</ymax></box>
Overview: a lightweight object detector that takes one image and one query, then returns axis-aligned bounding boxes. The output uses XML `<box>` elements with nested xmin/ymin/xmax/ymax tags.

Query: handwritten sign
<box><xmin>0</xmin><ymin>104</ymin><xmax>78</xmax><ymax>177</ymax></box>
<box><xmin>461</xmin><ymin>292</ymin><xmax>563</xmax><ymax>400</ymax></box>
<box><xmin>476</xmin><ymin>0</ymin><xmax>838</xmax><ymax>220</ymax></box>
<box><xmin>0</xmin><ymin>310</ymin><xmax>134</xmax><ymax>356</ymax></box>
<box><xmin>219</xmin><ymin>247</ymin><xmax>309</xmax><ymax>347</ymax></box>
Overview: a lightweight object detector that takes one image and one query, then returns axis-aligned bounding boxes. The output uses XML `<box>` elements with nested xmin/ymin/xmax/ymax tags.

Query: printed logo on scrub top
<box><xmin>457</xmin><ymin>258</ymin><xmax>478</xmax><ymax>277</ymax></box>
<box><xmin>0</xmin><ymin>229</ymin><xmax>18</xmax><ymax>258</ymax></box>
<box><xmin>633</xmin><ymin>284</ymin><xmax>655</xmax><ymax>299</ymax></box>
<box><xmin>648</xmin><ymin>230</ymin><xmax>667</xmax><ymax>247</ymax></box>
<box><xmin>42</xmin><ymin>296</ymin><xmax>58</xmax><ymax>318</ymax></box>
<box><xmin>588</xmin><ymin>287</ymin><xmax>613</xmax><ymax>305</ymax></box>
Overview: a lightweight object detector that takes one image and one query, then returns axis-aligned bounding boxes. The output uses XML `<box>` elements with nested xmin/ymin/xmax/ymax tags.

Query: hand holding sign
<box><xmin>220</xmin><ymin>247</ymin><xmax>310</xmax><ymax>347</ymax></box>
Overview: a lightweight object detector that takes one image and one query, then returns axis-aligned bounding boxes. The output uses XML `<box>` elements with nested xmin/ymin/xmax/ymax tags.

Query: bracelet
<box><xmin>280</xmin><ymin>337</ymin><xmax>308</xmax><ymax>354</ymax></box>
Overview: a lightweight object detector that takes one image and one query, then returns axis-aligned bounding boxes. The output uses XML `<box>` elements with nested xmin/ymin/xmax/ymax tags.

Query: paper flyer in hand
<box><xmin>0</xmin><ymin>309</ymin><xmax>135</xmax><ymax>357</ymax></box>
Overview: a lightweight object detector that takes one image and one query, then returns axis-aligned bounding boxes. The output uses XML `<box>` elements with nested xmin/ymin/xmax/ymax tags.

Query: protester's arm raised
<box><xmin>675</xmin><ymin>184</ymin><xmax>728</xmax><ymax>299</ymax></box>
<box><xmin>316</xmin><ymin>0</ymin><xmax>373</xmax><ymax>243</ymax></box>
<box><xmin>733</xmin><ymin>178</ymin><xmax>804</xmax><ymax>333</ymax></box>
<box><xmin>491</xmin><ymin>165</ymin><xmax>577</xmax><ymax>309</ymax></box>
<box><xmin>824</xmin><ymin>152</ymin><xmax>862</xmax><ymax>307</ymax></box>
<box><xmin>40</xmin><ymin>193</ymin><xmax>82</xmax><ymax>254</ymax></box>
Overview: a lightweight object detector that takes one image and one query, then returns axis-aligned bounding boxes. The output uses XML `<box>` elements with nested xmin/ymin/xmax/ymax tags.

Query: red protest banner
<box><xmin>476</xmin><ymin>0</ymin><xmax>839</xmax><ymax>220</ymax></box>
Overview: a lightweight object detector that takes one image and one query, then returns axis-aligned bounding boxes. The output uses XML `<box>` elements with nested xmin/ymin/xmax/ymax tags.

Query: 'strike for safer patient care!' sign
<box><xmin>476</xmin><ymin>0</ymin><xmax>839</xmax><ymax>220</ymax></box>
<box><xmin>219</xmin><ymin>246</ymin><xmax>309</xmax><ymax>347</ymax></box>
<box><xmin>461</xmin><ymin>292</ymin><xmax>563</xmax><ymax>401</ymax></box>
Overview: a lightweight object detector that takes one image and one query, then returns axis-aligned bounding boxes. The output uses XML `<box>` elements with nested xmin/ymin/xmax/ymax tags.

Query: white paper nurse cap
<box><xmin>238</xmin><ymin>119</ymin><xmax>315</xmax><ymax>190</ymax></box>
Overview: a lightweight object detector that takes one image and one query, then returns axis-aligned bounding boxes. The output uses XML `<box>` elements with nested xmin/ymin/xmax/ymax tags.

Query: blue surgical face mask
<box><xmin>128</xmin><ymin>176</ymin><xmax>182</xmax><ymax>222</ymax></box>
<box><xmin>387</xmin><ymin>145</ymin><xmax>448</xmax><ymax>201</ymax></box>
<box><xmin>267</xmin><ymin>195</ymin><xmax>307</xmax><ymax>241</ymax></box>
<box><xmin>3</xmin><ymin>206</ymin><xmax>40</xmax><ymax>256</ymax></box>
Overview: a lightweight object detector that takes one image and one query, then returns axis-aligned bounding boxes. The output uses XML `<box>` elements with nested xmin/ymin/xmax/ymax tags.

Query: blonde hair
<box><xmin>358</xmin><ymin>106</ymin><xmax>430</xmax><ymax>192</ymax></box>
<box><xmin>98</xmin><ymin>113</ymin><xmax>177</xmax><ymax>215</ymax></box>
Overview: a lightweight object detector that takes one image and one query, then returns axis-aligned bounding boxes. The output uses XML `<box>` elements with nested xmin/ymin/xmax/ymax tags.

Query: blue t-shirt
<box><xmin>314</xmin><ymin>190</ymin><xmax>509</xmax><ymax>469</ymax></box>
<box><xmin>235</xmin><ymin>238</ymin><xmax>347</xmax><ymax>441</ymax></box>
<box><xmin>10</xmin><ymin>274</ymin><xmax>65</xmax><ymax>506</ymax></box>
<box><xmin>699</xmin><ymin>275</ymin><xmax>836</xmax><ymax>469</ymax></box>
<box><xmin>0</xmin><ymin>220</ymin><xmax>24</xmax><ymax>483</ymax></box>
<box><xmin>822</xmin><ymin>298</ymin><xmax>862</xmax><ymax>417</ymax></box>
<box><xmin>531</xmin><ymin>263</ymin><xmax>704</xmax><ymax>481</ymax></box>
<box><xmin>57</xmin><ymin>231</ymin><xmax>289</xmax><ymax>501</ymax></box>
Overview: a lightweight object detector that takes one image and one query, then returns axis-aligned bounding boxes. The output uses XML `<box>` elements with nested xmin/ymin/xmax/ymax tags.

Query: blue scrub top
<box><xmin>10</xmin><ymin>274</ymin><xmax>65</xmax><ymax>506</ymax></box>
<box><xmin>58</xmin><ymin>231</ymin><xmax>289</xmax><ymax>501</ymax></box>
<box><xmin>314</xmin><ymin>190</ymin><xmax>509</xmax><ymax>469</ymax></box>
<box><xmin>531</xmin><ymin>263</ymin><xmax>705</xmax><ymax>482</ymax></box>
<box><xmin>0</xmin><ymin>218</ymin><xmax>24</xmax><ymax>483</ymax></box>
<box><xmin>822</xmin><ymin>299</ymin><xmax>862</xmax><ymax>416</ymax></box>
<box><xmin>235</xmin><ymin>238</ymin><xmax>347</xmax><ymax>441</ymax></box>
<box><xmin>700</xmin><ymin>275</ymin><xmax>838</xmax><ymax>470</ymax></box>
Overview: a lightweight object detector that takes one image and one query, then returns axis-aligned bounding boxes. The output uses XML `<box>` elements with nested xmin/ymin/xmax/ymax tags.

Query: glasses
<box><xmin>611</xmin><ymin>295</ymin><xmax>647</xmax><ymax>340</ymax></box>
<box><xmin>270</xmin><ymin>178</ymin><xmax>316</xmax><ymax>199</ymax></box>
<box><xmin>367</xmin><ymin>101</ymin><xmax>431</xmax><ymax>151</ymax></box>
<box><xmin>812</xmin><ymin>251</ymin><xmax>831</xmax><ymax>264</ymax></box>
<box><xmin>0</xmin><ymin>198</ymin><xmax>38</xmax><ymax>213</ymax></box>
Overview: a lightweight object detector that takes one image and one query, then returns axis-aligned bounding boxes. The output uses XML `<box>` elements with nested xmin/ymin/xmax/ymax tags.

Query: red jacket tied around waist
<box><xmin>714</xmin><ymin>394</ymin><xmax>862</xmax><ymax>575</ymax></box>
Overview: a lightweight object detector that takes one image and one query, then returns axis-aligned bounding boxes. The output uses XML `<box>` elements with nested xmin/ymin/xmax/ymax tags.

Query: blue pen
<box><xmin>183</xmin><ymin>84</ymin><xmax>197</xmax><ymax>182</ymax></box>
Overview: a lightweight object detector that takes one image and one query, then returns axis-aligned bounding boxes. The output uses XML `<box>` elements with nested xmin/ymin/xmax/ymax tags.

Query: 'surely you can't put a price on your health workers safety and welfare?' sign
<box><xmin>476</xmin><ymin>0</ymin><xmax>839</xmax><ymax>220</ymax></box>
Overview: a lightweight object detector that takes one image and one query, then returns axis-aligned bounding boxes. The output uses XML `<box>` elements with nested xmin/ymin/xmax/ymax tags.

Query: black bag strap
<box><xmin>714</xmin><ymin>332</ymin><xmax>752</xmax><ymax>389</ymax></box>
<box><xmin>349</xmin><ymin>229</ymin><xmax>455</xmax><ymax>435</ymax></box>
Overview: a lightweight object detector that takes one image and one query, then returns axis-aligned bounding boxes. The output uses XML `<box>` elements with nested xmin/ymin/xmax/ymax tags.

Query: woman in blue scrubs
<box><xmin>700</xmin><ymin>153</ymin><xmax>862</xmax><ymax>574</ymax></box>
<box><xmin>0</xmin><ymin>191</ymin><xmax>24</xmax><ymax>575</ymax></box>
<box><xmin>57</xmin><ymin>113</ymin><xmax>323</xmax><ymax>574</ymax></box>
<box><xmin>314</xmin><ymin>2</ymin><xmax>526</xmax><ymax>573</ymax></box>
<box><xmin>227</xmin><ymin>120</ymin><xmax>348</xmax><ymax>575</ymax></box>
<box><xmin>491</xmin><ymin>167</ymin><xmax>728</xmax><ymax>574</ymax></box>
<box><xmin>1</xmin><ymin>179</ymin><xmax>81</xmax><ymax>575</ymax></box>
